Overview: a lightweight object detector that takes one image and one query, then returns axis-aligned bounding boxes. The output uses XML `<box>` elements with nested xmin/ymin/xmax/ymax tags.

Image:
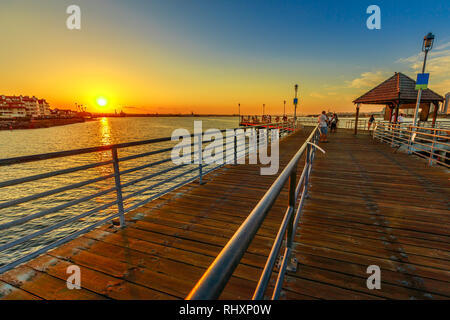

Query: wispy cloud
<box><xmin>346</xmin><ymin>71</ymin><xmax>389</xmax><ymax>89</ymax></box>
<box><xmin>309</xmin><ymin>92</ymin><xmax>326</xmax><ymax>99</ymax></box>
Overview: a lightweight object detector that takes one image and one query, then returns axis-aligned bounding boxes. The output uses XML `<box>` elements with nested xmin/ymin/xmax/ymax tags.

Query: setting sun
<box><xmin>96</xmin><ymin>97</ymin><xmax>108</xmax><ymax>107</ymax></box>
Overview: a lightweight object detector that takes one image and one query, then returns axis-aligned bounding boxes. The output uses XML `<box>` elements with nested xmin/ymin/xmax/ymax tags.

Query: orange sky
<box><xmin>1</xmin><ymin>1</ymin><xmax>448</xmax><ymax>115</ymax></box>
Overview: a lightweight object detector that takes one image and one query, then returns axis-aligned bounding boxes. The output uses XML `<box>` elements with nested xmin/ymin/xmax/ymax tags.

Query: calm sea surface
<box><xmin>0</xmin><ymin>116</ymin><xmax>240</xmax><ymax>267</ymax></box>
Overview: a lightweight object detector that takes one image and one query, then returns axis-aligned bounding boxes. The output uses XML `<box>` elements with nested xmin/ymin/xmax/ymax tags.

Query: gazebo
<box><xmin>352</xmin><ymin>72</ymin><xmax>444</xmax><ymax>134</ymax></box>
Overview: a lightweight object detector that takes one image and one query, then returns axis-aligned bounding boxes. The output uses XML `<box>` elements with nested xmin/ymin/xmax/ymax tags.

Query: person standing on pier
<box><xmin>318</xmin><ymin>111</ymin><xmax>329</xmax><ymax>142</ymax></box>
<box><xmin>330</xmin><ymin>113</ymin><xmax>338</xmax><ymax>133</ymax></box>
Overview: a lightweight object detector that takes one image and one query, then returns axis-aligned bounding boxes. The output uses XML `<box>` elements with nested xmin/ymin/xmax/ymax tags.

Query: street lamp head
<box><xmin>422</xmin><ymin>32</ymin><xmax>435</xmax><ymax>52</ymax></box>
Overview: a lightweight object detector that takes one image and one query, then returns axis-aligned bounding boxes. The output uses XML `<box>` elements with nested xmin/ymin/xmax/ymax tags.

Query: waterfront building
<box><xmin>52</xmin><ymin>108</ymin><xmax>77</xmax><ymax>118</ymax></box>
<box><xmin>22</xmin><ymin>96</ymin><xmax>40</xmax><ymax>117</ymax></box>
<box><xmin>38</xmin><ymin>99</ymin><xmax>51</xmax><ymax>116</ymax></box>
<box><xmin>0</xmin><ymin>97</ymin><xmax>27</xmax><ymax>118</ymax></box>
<box><xmin>0</xmin><ymin>95</ymin><xmax>51</xmax><ymax>118</ymax></box>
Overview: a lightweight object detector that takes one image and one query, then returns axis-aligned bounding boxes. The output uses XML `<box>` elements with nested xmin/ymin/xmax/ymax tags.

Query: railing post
<box><xmin>407</xmin><ymin>125</ymin><xmax>413</xmax><ymax>154</ymax></box>
<box><xmin>304</xmin><ymin>143</ymin><xmax>311</xmax><ymax>194</ymax></box>
<box><xmin>111</xmin><ymin>147</ymin><xmax>125</xmax><ymax>227</ymax></box>
<box><xmin>429</xmin><ymin>131</ymin><xmax>437</xmax><ymax>166</ymax></box>
<box><xmin>391</xmin><ymin>124</ymin><xmax>395</xmax><ymax>147</ymax></box>
<box><xmin>286</xmin><ymin>166</ymin><xmax>297</xmax><ymax>247</ymax></box>
<box><xmin>234</xmin><ymin>129</ymin><xmax>238</xmax><ymax>165</ymax></box>
<box><xmin>197</xmin><ymin>132</ymin><xmax>204</xmax><ymax>184</ymax></box>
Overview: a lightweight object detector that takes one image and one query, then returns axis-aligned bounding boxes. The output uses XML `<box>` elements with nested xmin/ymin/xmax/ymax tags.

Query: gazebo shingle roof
<box><xmin>353</xmin><ymin>72</ymin><xmax>444</xmax><ymax>105</ymax></box>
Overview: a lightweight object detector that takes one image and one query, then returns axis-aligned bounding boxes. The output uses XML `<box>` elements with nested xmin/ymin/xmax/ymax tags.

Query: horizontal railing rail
<box><xmin>373</xmin><ymin>122</ymin><xmax>449</xmax><ymax>168</ymax></box>
<box><xmin>0</xmin><ymin>121</ymin><xmax>299</xmax><ymax>274</ymax></box>
<box><xmin>187</xmin><ymin>125</ymin><xmax>320</xmax><ymax>300</ymax></box>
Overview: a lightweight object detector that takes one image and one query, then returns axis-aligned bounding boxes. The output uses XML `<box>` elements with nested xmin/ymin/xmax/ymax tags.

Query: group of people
<box><xmin>318</xmin><ymin>111</ymin><xmax>339</xmax><ymax>143</ymax></box>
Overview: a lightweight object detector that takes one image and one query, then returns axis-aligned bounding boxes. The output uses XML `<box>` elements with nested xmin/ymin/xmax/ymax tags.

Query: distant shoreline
<box><xmin>0</xmin><ymin>118</ymin><xmax>86</xmax><ymax>131</ymax></box>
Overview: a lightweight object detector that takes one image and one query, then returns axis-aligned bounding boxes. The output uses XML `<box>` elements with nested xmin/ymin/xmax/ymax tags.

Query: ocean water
<box><xmin>0</xmin><ymin>116</ymin><xmax>241</xmax><ymax>268</ymax></box>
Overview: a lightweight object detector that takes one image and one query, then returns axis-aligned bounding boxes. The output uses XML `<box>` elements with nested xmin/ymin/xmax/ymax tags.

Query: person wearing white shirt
<box><xmin>318</xmin><ymin>111</ymin><xmax>329</xmax><ymax>143</ymax></box>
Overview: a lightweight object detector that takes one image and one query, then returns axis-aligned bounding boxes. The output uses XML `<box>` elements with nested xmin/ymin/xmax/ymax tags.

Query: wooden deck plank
<box><xmin>1</xmin><ymin>128</ymin><xmax>448</xmax><ymax>300</ymax></box>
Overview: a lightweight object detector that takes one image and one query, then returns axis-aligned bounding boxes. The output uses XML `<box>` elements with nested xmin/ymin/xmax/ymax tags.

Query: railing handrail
<box><xmin>0</xmin><ymin>123</ymin><xmax>288</xmax><ymax>167</ymax></box>
<box><xmin>187</xmin><ymin>125</ymin><xmax>320</xmax><ymax>300</ymax></box>
<box><xmin>373</xmin><ymin>122</ymin><xmax>449</xmax><ymax>168</ymax></box>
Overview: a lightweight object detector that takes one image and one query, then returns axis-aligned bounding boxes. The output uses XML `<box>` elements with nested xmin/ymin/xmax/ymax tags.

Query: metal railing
<box><xmin>373</xmin><ymin>122</ymin><xmax>450</xmax><ymax>168</ymax></box>
<box><xmin>239</xmin><ymin>115</ymin><xmax>296</xmax><ymax>126</ymax></box>
<box><xmin>187</xmin><ymin>125</ymin><xmax>320</xmax><ymax>300</ymax></box>
<box><xmin>0</xmin><ymin>121</ymin><xmax>299</xmax><ymax>274</ymax></box>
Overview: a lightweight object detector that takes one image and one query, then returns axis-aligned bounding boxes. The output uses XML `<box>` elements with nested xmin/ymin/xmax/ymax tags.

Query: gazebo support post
<box><xmin>394</xmin><ymin>103</ymin><xmax>399</xmax><ymax>123</ymax></box>
<box><xmin>354</xmin><ymin>103</ymin><xmax>360</xmax><ymax>135</ymax></box>
<box><xmin>388</xmin><ymin>106</ymin><xmax>393</xmax><ymax>123</ymax></box>
<box><xmin>431</xmin><ymin>101</ymin><xmax>439</xmax><ymax>127</ymax></box>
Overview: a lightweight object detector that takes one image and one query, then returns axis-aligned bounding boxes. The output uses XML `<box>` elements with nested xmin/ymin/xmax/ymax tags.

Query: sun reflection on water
<box><xmin>99</xmin><ymin>117</ymin><xmax>112</xmax><ymax>146</ymax></box>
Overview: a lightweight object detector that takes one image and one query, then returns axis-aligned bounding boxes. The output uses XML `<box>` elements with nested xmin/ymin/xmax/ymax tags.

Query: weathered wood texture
<box><xmin>1</xmin><ymin>128</ymin><xmax>448</xmax><ymax>300</ymax></box>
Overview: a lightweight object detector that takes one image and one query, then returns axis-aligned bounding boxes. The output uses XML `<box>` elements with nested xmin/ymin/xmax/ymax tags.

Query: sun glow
<box><xmin>96</xmin><ymin>97</ymin><xmax>108</xmax><ymax>107</ymax></box>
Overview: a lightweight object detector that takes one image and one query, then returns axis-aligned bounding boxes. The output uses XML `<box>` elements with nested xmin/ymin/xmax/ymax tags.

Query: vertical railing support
<box><xmin>286</xmin><ymin>166</ymin><xmax>297</xmax><ymax>247</ymax></box>
<box><xmin>271</xmin><ymin>165</ymin><xmax>298</xmax><ymax>300</ymax></box>
<box><xmin>429</xmin><ymin>131</ymin><xmax>437</xmax><ymax>166</ymax></box>
<box><xmin>304</xmin><ymin>143</ymin><xmax>311</xmax><ymax>194</ymax></box>
<box><xmin>197</xmin><ymin>132</ymin><xmax>204</xmax><ymax>184</ymax></box>
<box><xmin>112</xmin><ymin>147</ymin><xmax>125</xmax><ymax>227</ymax></box>
<box><xmin>234</xmin><ymin>129</ymin><xmax>238</xmax><ymax>165</ymax></box>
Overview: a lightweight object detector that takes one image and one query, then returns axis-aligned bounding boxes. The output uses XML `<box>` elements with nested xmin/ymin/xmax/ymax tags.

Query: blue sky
<box><xmin>1</xmin><ymin>0</ymin><xmax>449</xmax><ymax>113</ymax></box>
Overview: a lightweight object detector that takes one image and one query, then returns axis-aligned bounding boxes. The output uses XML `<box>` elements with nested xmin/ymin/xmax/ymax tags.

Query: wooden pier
<box><xmin>1</xmin><ymin>128</ymin><xmax>449</xmax><ymax>300</ymax></box>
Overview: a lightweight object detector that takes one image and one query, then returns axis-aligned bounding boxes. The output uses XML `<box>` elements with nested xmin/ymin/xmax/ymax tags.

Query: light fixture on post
<box><xmin>412</xmin><ymin>32</ymin><xmax>435</xmax><ymax>128</ymax></box>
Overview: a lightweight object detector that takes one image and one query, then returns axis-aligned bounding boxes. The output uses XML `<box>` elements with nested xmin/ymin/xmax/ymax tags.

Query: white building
<box><xmin>0</xmin><ymin>97</ymin><xmax>27</xmax><ymax>118</ymax></box>
<box><xmin>0</xmin><ymin>95</ymin><xmax>51</xmax><ymax>118</ymax></box>
<box><xmin>38</xmin><ymin>99</ymin><xmax>51</xmax><ymax>116</ymax></box>
<box><xmin>21</xmin><ymin>96</ymin><xmax>40</xmax><ymax>117</ymax></box>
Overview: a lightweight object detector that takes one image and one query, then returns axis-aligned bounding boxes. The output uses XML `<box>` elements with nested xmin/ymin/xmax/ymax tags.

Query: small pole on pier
<box><xmin>354</xmin><ymin>103</ymin><xmax>360</xmax><ymax>135</ymax></box>
<box><xmin>234</xmin><ymin>129</ymin><xmax>238</xmax><ymax>164</ymax></box>
<box><xmin>111</xmin><ymin>147</ymin><xmax>125</xmax><ymax>227</ymax></box>
<box><xmin>283</xmin><ymin>100</ymin><xmax>286</xmax><ymax>117</ymax></box>
<box><xmin>294</xmin><ymin>84</ymin><xmax>298</xmax><ymax>128</ymax></box>
<box><xmin>238</xmin><ymin>103</ymin><xmax>240</xmax><ymax>119</ymax></box>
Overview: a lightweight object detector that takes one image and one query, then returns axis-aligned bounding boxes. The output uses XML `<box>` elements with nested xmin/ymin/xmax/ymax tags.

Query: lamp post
<box><xmin>283</xmin><ymin>100</ymin><xmax>286</xmax><ymax>117</ymax></box>
<box><xmin>238</xmin><ymin>103</ymin><xmax>240</xmax><ymax>124</ymax></box>
<box><xmin>263</xmin><ymin>104</ymin><xmax>265</xmax><ymax>116</ymax></box>
<box><xmin>294</xmin><ymin>84</ymin><xmax>298</xmax><ymax>127</ymax></box>
<box><xmin>412</xmin><ymin>32</ymin><xmax>435</xmax><ymax>128</ymax></box>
